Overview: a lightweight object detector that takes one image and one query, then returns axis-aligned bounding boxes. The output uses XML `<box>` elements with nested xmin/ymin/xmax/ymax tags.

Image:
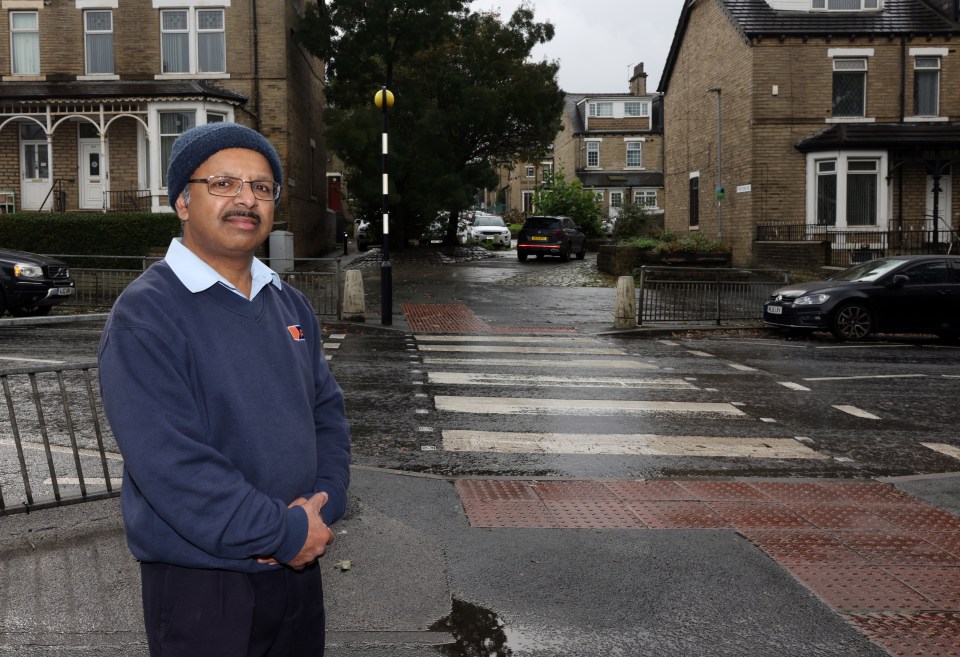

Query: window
<box><xmin>624</xmin><ymin>101</ymin><xmax>649</xmax><ymax>117</ymax></box>
<box><xmin>903</xmin><ymin>261</ymin><xmax>948</xmax><ymax>285</ymax></box>
<box><xmin>914</xmin><ymin>57</ymin><xmax>940</xmax><ymax>116</ymax></box>
<box><xmin>161</xmin><ymin>8</ymin><xmax>225</xmax><ymax>75</ymax></box>
<box><xmin>593</xmin><ymin>191</ymin><xmax>604</xmax><ymax>203</ymax></box>
<box><xmin>525</xmin><ymin>165</ymin><xmax>535</xmax><ymax>178</ymax></box>
<box><xmin>832</xmin><ymin>59</ymin><xmax>867</xmax><ymax>117</ymax></box>
<box><xmin>20</xmin><ymin>123</ymin><xmax>49</xmax><ymax>180</ymax></box>
<box><xmin>808</xmin><ymin>153</ymin><xmax>885</xmax><ymax>229</ymax></box>
<box><xmin>812</xmin><ymin>0</ymin><xmax>880</xmax><ymax>9</ymax></box>
<box><xmin>541</xmin><ymin>161</ymin><xmax>553</xmax><ymax>182</ymax></box>
<box><xmin>610</xmin><ymin>191</ymin><xmax>623</xmax><ymax>208</ymax></box>
<box><xmin>11</xmin><ymin>12</ymin><xmax>39</xmax><ymax>75</ymax></box>
<box><xmin>586</xmin><ymin>141</ymin><xmax>600</xmax><ymax>168</ymax></box>
<box><xmin>85</xmin><ymin>10</ymin><xmax>114</xmax><ymax>75</ymax></box>
<box><xmin>522</xmin><ymin>190</ymin><xmax>533</xmax><ymax>214</ymax></box>
<box><xmin>160</xmin><ymin>111</ymin><xmax>197</xmax><ymax>187</ymax></box>
<box><xmin>206</xmin><ymin>112</ymin><xmax>226</xmax><ymax>123</ymax></box>
<box><xmin>635</xmin><ymin>190</ymin><xmax>658</xmax><ymax>208</ymax></box>
<box><xmin>626</xmin><ymin>141</ymin><xmax>642</xmax><ymax>167</ymax></box>
<box><xmin>689</xmin><ymin>175</ymin><xmax>699</xmax><ymax>227</ymax></box>
<box><xmin>588</xmin><ymin>102</ymin><xmax>613</xmax><ymax>117</ymax></box>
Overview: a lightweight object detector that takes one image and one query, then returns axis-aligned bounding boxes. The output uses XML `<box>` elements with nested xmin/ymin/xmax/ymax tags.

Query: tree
<box><xmin>531</xmin><ymin>170</ymin><xmax>604</xmax><ymax>237</ymax></box>
<box><xmin>296</xmin><ymin>1</ymin><xmax>565</xmax><ymax>247</ymax></box>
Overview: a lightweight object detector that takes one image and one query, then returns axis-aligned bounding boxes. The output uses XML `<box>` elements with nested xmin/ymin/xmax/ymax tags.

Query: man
<box><xmin>98</xmin><ymin>122</ymin><xmax>350</xmax><ymax>657</ymax></box>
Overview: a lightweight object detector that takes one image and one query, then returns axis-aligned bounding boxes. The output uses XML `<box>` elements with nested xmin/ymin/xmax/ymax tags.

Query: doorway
<box><xmin>79</xmin><ymin>141</ymin><xmax>104</xmax><ymax>209</ymax></box>
<box><xmin>19</xmin><ymin>123</ymin><xmax>50</xmax><ymax>211</ymax></box>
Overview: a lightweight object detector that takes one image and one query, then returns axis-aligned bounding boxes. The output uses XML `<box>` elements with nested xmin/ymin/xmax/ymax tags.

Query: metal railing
<box><xmin>0</xmin><ymin>362</ymin><xmax>120</xmax><ymax>516</ymax></box>
<box><xmin>638</xmin><ymin>266</ymin><xmax>790</xmax><ymax>325</ymax></box>
<box><xmin>105</xmin><ymin>189</ymin><xmax>152</xmax><ymax>211</ymax></box>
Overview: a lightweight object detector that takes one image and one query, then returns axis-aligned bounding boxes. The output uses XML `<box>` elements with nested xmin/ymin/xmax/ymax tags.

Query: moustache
<box><xmin>222</xmin><ymin>210</ymin><xmax>262</xmax><ymax>224</ymax></box>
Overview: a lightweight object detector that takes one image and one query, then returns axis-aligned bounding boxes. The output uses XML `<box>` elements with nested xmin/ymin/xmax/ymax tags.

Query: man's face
<box><xmin>175</xmin><ymin>148</ymin><xmax>276</xmax><ymax>268</ymax></box>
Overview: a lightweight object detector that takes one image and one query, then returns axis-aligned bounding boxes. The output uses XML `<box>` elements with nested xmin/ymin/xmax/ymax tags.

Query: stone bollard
<box><xmin>342</xmin><ymin>270</ymin><xmax>366</xmax><ymax>322</ymax></box>
<box><xmin>614</xmin><ymin>275</ymin><xmax>636</xmax><ymax>329</ymax></box>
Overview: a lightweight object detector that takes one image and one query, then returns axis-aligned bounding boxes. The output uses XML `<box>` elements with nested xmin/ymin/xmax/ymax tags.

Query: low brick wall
<box><xmin>597</xmin><ymin>246</ymin><xmax>732</xmax><ymax>276</ymax></box>
<box><xmin>753</xmin><ymin>241</ymin><xmax>830</xmax><ymax>277</ymax></box>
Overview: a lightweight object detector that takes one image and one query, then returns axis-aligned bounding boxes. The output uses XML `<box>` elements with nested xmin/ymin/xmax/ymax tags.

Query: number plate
<box><xmin>52</xmin><ymin>287</ymin><xmax>75</xmax><ymax>296</ymax></box>
<box><xmin>531</xmin><ymin>235</ymin><xmax>547</xmax><ymax>241</ymax></box>
<box><xmin>766</xmin><ymin>304</ymin><xmax>782</xmax><ymax>315</ymax></box>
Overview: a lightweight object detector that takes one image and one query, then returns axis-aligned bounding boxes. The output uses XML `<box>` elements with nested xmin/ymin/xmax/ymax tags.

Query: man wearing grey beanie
<box><xmin>98</xmin><ymin>121</ymin><xmax>351</xmax><ymax>657</ymax></box>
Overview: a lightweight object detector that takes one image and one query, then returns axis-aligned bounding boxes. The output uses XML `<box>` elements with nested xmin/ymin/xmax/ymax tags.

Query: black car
<box><xmin>516</xmin><ymin>215</ymin><xmax>586</xmax><ymax>262</ymax></box>
<box><xmin>0</xmin><ymin>248</ymin><xmax>76</xmax><ymax>317</ymax></box>
<box><xmin>763</xmin><ymin>255</ymin><xmax>960</xmax><ymax>341</ymax></box>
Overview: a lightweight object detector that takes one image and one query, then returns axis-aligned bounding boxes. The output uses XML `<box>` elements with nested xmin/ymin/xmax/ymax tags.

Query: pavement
<box><xmin>2</xmin><ymin>244</ymin><xmax>960</xmax><ymax>656</ymax></box>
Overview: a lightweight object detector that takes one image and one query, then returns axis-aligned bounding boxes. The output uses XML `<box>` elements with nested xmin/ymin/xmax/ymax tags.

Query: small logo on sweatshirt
<box><xmin>287</xmin><ymin>325</ymin><xmax>305</xmax><ymax>341</ymax></box>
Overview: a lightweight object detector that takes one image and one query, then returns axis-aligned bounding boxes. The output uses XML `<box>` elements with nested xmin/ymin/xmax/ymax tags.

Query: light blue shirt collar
<box><xmin>164</xmin><ymin>238</ymin><xmax>282</xmax><ymax>300</ymax></box>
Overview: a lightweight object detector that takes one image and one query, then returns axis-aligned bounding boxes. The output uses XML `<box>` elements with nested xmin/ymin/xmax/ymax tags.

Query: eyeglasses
<box><xmin>187</xmin><ymin>175</ymin><xmax>281</xmax><ymax>202</ymax></box>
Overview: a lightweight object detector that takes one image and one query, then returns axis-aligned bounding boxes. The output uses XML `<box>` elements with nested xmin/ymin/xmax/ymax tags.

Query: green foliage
<box><xmin>611</xmin><ymin>202</ymin><xmax>652</xmax><ymax>240</ymax></box>
<box><xmin>531</xmin><ymin>171</ymin><xmax>603</xmax><ymax>237</ymax></box>
<box><xmin>298</xmin><ymin>1</ymin><xmax>564</xmax><ymax>247</ymax></box>
<box><xmin>0</xmin><ymin>212</ymin><xmax>181</xmax><ymax>267</ymax></box>
<box><xmin>621</xmin><ymin>231</ymin><xmax>726</xmax><ymax>254</ymax></box>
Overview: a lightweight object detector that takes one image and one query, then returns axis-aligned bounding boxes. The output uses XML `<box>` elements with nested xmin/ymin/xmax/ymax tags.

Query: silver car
<box><xmin>468</xmin><ymin>215</ymin><xmax>511</xmax><ymax>247</ymax></box>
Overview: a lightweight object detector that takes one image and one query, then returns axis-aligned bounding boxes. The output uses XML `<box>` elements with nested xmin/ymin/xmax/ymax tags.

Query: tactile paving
<box><xmin>787</xmin><ymin>565</ymin><xmax>933</xmax><ymax>612</ymax></box>
<box><xmin>881</xmin><ymin>566</ymin><xmax>960</xmax><ymax>610</ymax></box>
<box><xmin>739</xmin><ymin>529</ymin><xmax>868</xmax><ymax>565</ymax></box>
<box><xmin>459</xmin><ymin>498</ymin><xmax>556</xmax><ymax>528</ymax></box>
<box><xmin>455</xmin><ymin>479</ymin><xmax>538</xmax><ymax>502</ymax></box>
<box><xmin>402</xmin><ymin>303</ymin><xmax>491</xmax><ymax>333</ymax></box>
<box><xmin>532</xmin><ymin>481</ymin><xmax>619</xmax><ymax>501</ymax></box>
<box><xmin>707</xmin><ymin>501</ymin><xmax>812</xmax><ymax>529</ymax></box>
<box><xmin>827</xmin><ymin>482</ymin><xmax>920</xmax><ymax>505</ymax></box>
<box><xmin>676</xmin><ymin>480</ymin><xmax>770</xmax><ymax>501</ymax></box>
<box><xmin>604</xmin><ymin>480</ymin><xmax>699</xmax><ymax>501</ymax></box>
<box><xmin>626</xmin><ymin>501</ymin><xmax>728</xmax><ymax>529</ymax></box>
<box><xmin>544</xmin><ymin>500</ymin><xmax>644</xmax><ymax>529</ymax></box>
<box><xmin>868</xmin><ymin>504</ymin><xmax>960</xmax><ymax>533</ymax></box>
<box><xmin>786</xmin><ymin>503</ymin><xmax>902</xmax><ymax>531</ymax></box>
<box><xmin>848</xmin><ymin>612</ymin><xmax>960</xmax><ymax>657</ymax></box>
<box><xmin>749</xmin><ymin>481</ymin><xmax>856</xmax><ymax>504</ymax></box>
<box><xmin>917</xmin><ymin>532</ymin><xmax>960</xmax><ymax>559</ymax></box>
<box><xmin>835</xmin><ymin>531</ymin><xmax>960</xmax><ymax>566</ymax></box>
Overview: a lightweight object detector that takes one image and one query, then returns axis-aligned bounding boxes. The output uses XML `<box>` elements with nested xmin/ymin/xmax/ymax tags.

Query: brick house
<box><xmin>0</xmin><ymin>1</ymin><xmax>333</xmax><ymax>256</ymax></box>
<box><xmin>659</xmin><ymin>0</ymin><xmax>960</xmax><ymax>269</ymax></box>
<box><xmin>496</xmin><ymin>63</ymin><xmax>664</xmax><ymax>222</ymax></box>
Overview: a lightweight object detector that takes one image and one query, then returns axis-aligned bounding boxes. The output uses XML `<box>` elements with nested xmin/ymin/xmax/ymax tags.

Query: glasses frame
<box><xmin>186</xmin><ymin>175</ymin><xmax>282</xmax><ymax>203</ymax></box>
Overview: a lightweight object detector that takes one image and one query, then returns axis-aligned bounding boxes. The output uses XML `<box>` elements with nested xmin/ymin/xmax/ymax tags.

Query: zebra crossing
<box><xmin>412</xmin><ymin>333</ymin><xmax>828</xmax><ymax>461</ymax></box>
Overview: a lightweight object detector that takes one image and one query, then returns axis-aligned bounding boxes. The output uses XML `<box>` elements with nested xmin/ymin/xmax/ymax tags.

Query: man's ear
<box><xmin>175</xmin><ymin>194</ymin><xmax>190</xmax><ymax>221</ymax></box>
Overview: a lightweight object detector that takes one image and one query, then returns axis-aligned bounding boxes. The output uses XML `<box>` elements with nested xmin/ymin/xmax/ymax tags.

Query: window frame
<box><xmin>806</xmin><ymin>151</ymin><xmax>888</xmax><ymax>230</ymax></box>
<box><xmin>585</xmin><ymin>140</ymin><xmax>600</xmax><ymax>168</ymax></box>
<box><xmin>10</xmin><ymin>11</ymin><xmax>40</xmax><ymax>76</ymax></box>
<box><xmin>158</xmin><ymin>7</ymin><xmax>228</xmax><ymax>78</ymax></box>
<box><xmin>624</xmin><ymin>101</ymin><xmax>649</xmax><ymax>117</ymax></box>
<box><xmin>831</xmin><ymin>58</ymin><xmax>868</xmax><ymax>118</ymax></box>
<box><xmin>84</xmin><ymin>9</ymin><xmax>115</xmax><ymax>77</ymax></box>
<box><xmin>913</xmin><ymin>56</ymin><xmax>941</xmax><ymax>117</ymax></box>
<box><xmin>587</xmin><ymin>102</ymin><xmax>614</xmax><ymax>118</ymax></box>
<box><xmin>634</xmin><ymin>189</ymin><xmax>658</xmax><ymax>209</ymax></box>
<box><xmin>689</xmin><ymin>174</ymin><xmax>700</xmax><ymax>228</ymax></box>
<box><xmin>812</xmin><ymin>0</ymin><xmax>881</xmax><ymax>10</ymax></box>
<box><xmin>625</xmin><ymin>140</ymin><xmax>643</xmax><ymax>168</ymax></box>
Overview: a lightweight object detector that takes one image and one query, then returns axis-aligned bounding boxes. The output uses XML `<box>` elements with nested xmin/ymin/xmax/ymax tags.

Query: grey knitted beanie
<box><xmin>166</xmin><ymin>122</ymin><xmax>283</xmax><ymax>208</ymax></box>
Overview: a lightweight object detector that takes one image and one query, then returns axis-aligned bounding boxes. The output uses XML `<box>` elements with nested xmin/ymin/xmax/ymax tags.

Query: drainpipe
<box><xmin>251</xmin><ymin>0</ymin><xmax>262</xmax><ymax>132</ymax></box>
<box><xmin>899</xmin><ymin>36</ymin><xmax>905</xmax><ymax>122</ymax></box>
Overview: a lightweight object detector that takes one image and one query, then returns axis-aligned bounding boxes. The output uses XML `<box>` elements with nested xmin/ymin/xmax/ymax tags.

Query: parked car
<box><xmin>468</xmin><ymin>214</ymin><xmax>511</xmax><ymax>247</ymax></box>
<box><xmin>763</xmin><ymin>255</ymin><xmax>960</xmax><ymax>341</ymax></box>
<box><xmin>516</xmin><ymin>215</ymin><xmax>587</xmax><ymax>262</ymax></box>
<box><xmin>0</xmin><ymin>248</ymin><xmax>76</xmax><ymax>317</ymax></box>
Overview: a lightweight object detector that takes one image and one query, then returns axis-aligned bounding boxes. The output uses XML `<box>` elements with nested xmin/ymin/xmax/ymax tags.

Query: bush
<box><xmin>611</xmin><ymin>202</ymin><xmax>652</xmax><ymax>240</ymax></box>
<box><xmin>620</xmin><ymin>230</ymin><xmax>726</xmax><ymax>254</ymax></box>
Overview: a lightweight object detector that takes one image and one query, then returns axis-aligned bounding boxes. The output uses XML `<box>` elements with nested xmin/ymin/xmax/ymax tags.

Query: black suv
<box><xmin>516</xmin><ymin>215</ymin><xmax>586</xmax><ymax>262</ymax></box>
<box><xmin>0</xmin><ymin>248</ymin><xmax>75</xmax><ymax>317</ymax></box>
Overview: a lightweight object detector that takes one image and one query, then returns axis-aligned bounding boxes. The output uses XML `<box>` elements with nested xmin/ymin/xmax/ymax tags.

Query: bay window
<box><xmin>808</xmin><ymin>152</ymin><xmax>887</xmax><ymax>229</ymax></box>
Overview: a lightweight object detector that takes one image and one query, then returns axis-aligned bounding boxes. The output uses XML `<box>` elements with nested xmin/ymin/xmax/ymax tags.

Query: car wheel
<box><xmin>559</xmin><ymin>242</ymin><xmax>570</xmax><ymax>262</ymax></box>
<box><xmin>575</xmin><ymin>241</ymin><xmax>587</xmax><ymax>260</ymax></box>
<box><xmin>10</xmin><ymin>304</ymin><xmax>52</xmax><ymax>318</ymax></box>
<box><xmin>517</xmin><ymin>250</ymin><xmax>528</xmax><ymax>262</ymax></box>
<box><xmin>830</xmin><ymin>303</ymin><xmax>873</xmax><ymax>341</ymax></box>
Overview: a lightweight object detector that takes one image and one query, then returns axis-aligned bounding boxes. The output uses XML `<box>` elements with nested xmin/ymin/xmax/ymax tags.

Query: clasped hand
<box><xmin>258</xmin><ymin>491</ymin><xmax>334</xmax><ymax>569</ymax></box>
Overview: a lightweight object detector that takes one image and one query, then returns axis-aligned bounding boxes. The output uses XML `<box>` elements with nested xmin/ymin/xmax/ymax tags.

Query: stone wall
<box><xmin>597</xmin><ymin>245</ymin><xmax>732</xmax><ymax>276</ymax></box>
<box><xmin>753</xmin><ymin>241</ymin><xmax>830</xmax><ymax>277</ymax></box>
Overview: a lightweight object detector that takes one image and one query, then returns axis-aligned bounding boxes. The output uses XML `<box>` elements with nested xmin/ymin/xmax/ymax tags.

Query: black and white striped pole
<box><xmin>374</xmin><ymin>86</ymin><xmax>394</xmax><ymax>325</ymax></box>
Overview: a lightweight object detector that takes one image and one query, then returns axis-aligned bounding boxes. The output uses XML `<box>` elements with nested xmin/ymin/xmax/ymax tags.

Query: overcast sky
<box><xmin>469</xmin><ymin>1</ymin><xmax>683</xmax><ymax>94</ymax></box>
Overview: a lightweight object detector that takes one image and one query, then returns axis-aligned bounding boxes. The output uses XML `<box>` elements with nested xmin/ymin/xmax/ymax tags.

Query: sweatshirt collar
<box><xmin>164</xmin><ymin>238</ymin><xmax>282</xmax><ymax>299</ymax></box>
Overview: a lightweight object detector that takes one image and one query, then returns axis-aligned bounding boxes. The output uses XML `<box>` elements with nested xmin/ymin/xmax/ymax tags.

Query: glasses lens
<box><xmin>206</xmin><ymin>176</ymin><xmax>278</xmax><ymax>201</ymax></box>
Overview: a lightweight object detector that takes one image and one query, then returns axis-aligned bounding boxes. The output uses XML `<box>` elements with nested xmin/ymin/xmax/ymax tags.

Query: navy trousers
<box><xmin>140</xmin><ymin>562</ymin><xmax>325</xmax><ymax>657</ymax></box>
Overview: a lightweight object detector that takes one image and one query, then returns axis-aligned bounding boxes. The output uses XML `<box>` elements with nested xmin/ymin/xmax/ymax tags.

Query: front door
<box><xmin>609</xmin><ymin>190</ymin><xmax>623</xmax><ymax>219</ymax></box>
<box><xmin>19</xmin><ymin>124</ymin><xmax>50</xmax><ymax>210</ymax></box>
<box><xmin>79</xmin><ymin>141</ymin><xmax>104</xmax><ymax>209</ymax></box>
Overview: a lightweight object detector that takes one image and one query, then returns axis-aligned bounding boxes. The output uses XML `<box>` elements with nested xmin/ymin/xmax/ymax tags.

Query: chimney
<box><xmin>629</xmin><ymin>63</ymin><xmax>647</xmax><ymax>95</ymax></box>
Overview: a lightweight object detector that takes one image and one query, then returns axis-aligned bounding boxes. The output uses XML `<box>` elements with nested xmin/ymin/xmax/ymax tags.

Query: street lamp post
<box><xmin>708</xmin><ymin>87</ymin><xmax>723</xmax><ymax>240</ymax></box>
<box><xmin>374</xmin><ymin>86</ymin><xmax>394</xmax><ymax>325</ymax></box>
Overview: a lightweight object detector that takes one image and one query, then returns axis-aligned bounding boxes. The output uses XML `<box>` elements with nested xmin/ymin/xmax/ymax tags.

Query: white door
<box><xmin>20</xmin><ymin>138</ymin><xmax>50</xmax><ymax>210</ymax></box>
<box><xmin>926</xmin><ymin>172</ymin><xmax>952</xmax><ymax>234</ymax></box>
<box><xmin>79</xmin><ymin>141</ymin><xmax>105</xmax><ymax>209</ymax></box>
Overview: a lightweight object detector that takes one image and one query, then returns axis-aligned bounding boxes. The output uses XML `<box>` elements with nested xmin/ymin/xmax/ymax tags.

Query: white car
<box><xmin>468</xmin><ymin>215</ymin><xmax>511</xmax><ymax>247</ymax></box>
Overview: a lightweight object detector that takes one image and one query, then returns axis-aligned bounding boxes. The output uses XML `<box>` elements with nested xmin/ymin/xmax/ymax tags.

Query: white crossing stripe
<box><xmin>328</xmin><ymin>333</ymin><xmax>346</xmax><ymax>340</ymax></box>
<box><xmin>728</xmin><ymin>363</ymin><xmax>757</xmax><ymax>371</ymax></box>
<box><xmin>427</xmin><ymin>372</ymin><xmax>696</xmax><ymax>389</ymax></box>
<box><xmin>417</xmin><ymin>344</ymin><xmax>624</xmax><ymax>355</ymax></box>
<box><xmin>803</xmin><ymin>374</ymin><xmax>925</xmax><ymax>382</ymax></box>
<box><xmin>0</xmin><ymin>356</ymin><xmax>66</xmax><ymax>364</ymax></box>
<box><xmin>415</xmin><ymin>335</ymin><xmax>597</xmax><ymax>343</ymax></box>
<box><xmin>442</xmin><ymin>430</ymin><xmax>826</xmax><ymax>459</ymax></box>
<box><xmin>778</xmin><ymin>381</ymin><xmax>811</xmax><ymax>391</ymax></box>
<box><xmin>44</xmin><ymin>477</ymin><xmax>123</xmax><ymax>487</ymax></box>
<box><xmin>323</xmin><ymin>343</ymin><xmax>340</xmax><ymax>350</ymax></box>
<box><xmin>0</xmin><ymin>438</ymin><xmax>123</xmax><ymax>460</ymax></box>
<box><xmin>434</xmin><ymin>396</ymin><xmax>746</xmax><ymax>416</ymax></box>
<box><xmin>832</xmin><ymin>404</ymin><xmax>881</xmax><ymax>420</ymax></box>
<box><xmin>921</xmin><ymin>442</ymin><xmax>960</xmax><ymax>460</ymax></box>
<box><xmin>422</xmin><ymin>357</ymin><xmax>656</xmax><ymax>369</ymax></box>
<box><xmin>686</xmin><ymin>350</ymin><xmax>714</xmax><ymax>358</ymax></box>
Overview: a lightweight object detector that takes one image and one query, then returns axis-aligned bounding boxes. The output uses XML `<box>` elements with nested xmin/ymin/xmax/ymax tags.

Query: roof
<box><xmin>563</xmin><ymin>93</ymin><xmax>661</xmax><ymax>135</ymax></box>
<box><xmin>659</xmin><ymin>0</ymin><xmax>960</xmax><ymax>92</ymax></box>
<box><xmin>578</xmin><ymin>171</ymin><xmax>665</xmax><ymax>188</ymax></box>
<box><xmin>796</xmin><ymin>122</ymin><xmax>960</xmax><ymax>151</ymax></box>
<box><xmin>0</xmin><ymin>80</ymin><xmax>248</xmax><ymax>105</ymax></box>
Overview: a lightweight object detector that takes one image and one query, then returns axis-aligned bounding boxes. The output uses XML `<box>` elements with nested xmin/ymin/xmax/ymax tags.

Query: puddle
<box><xmin>430</xmin><ymin>598</ymin><xmax>512</xmax><ymax>656</ymax></box>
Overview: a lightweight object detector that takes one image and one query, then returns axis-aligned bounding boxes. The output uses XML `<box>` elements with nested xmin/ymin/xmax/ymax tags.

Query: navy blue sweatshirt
<box><xmin>98</xmin><ymin>261</ymin><xmax>350</xmax><ymax>572</ymax></box>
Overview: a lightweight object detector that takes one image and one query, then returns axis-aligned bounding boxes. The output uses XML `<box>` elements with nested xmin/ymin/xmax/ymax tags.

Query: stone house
<box><xmin>0</xmin><ymin>0</ymin><xmax>333</xmax><ymax>256</ymax></box>
<box><xmin>659</xmin><ymin>0</ymin><xmax>960</xmax><ymax>269</ymax></box>
<box><xmin>496</xmin><ymin>63</ymin><xmax>664</xmax><ymax>222</ymax></box>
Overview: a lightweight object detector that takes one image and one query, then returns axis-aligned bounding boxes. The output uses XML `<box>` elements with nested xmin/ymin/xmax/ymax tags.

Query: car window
<box><xmin>474</xmin><ymin>217</ymin><xmax>505</xmax><ymax>227</ymax></box>
<box><xmin>903</xmin><ymin>261</ymin><xmax>948</xmax><ymax>285</ymax></box>
<box><xmin>830</xmin><ymin>258</ymin><xmax>911</xmax><ymax>282</ymax></box>
<box><xmin>525</xmin><ymin>217</ymin><xmax>560</xmax><ymax>230</ymax></box>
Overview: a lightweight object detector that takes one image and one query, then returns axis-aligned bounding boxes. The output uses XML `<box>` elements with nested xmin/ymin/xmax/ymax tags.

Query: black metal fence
<box><xmin>0</xmin><ymin>362</ymin><xmax>120</xmax><ymax>516</ymax></box>
<box><xmin>105</xmin><ymin>189</ymin><xmax>152</xmax><ymax>211</ymax></box>
<box><xmin>638</xmin><ymin>266</ymin><xmax>790</xmax><ymax>325</ymax></box>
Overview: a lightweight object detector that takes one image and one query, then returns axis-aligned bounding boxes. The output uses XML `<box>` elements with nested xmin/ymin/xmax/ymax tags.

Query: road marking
<box><xmin>921</xmin><ymin>442</ymin><xmax>960</xmax><ymax>460</ymax></box>
<box><xmin>323</xmin><ymin>343</ymin><xmax>340</xmax><ymax>350</ymax></box>
<box><xmin>0</xmin><ymin>438</ymin><xmax>123</xmax><ymax>460</ymax></box>
<box><xmin>814</xmin><ymin>344</ymin><xmax>911</xmax><ymax>350</ymax></box>
<box><xmin>427</xmin><ymin>372</ymin><xmax>698</xmax><ymax>389</ymax></box>
<box><xmin>417</xmin><ymin>344</ymin><xmax>624</xmax><ymax>355</ymax></box>
<box><xmin>328</xmin><ymin>333</ymin><xmax>346</xmax><ymax>340</ymax></box>
<box><xmin>0</xmin><ymin>356</ymin><xmax>66</xmax><ymax>364</ymax></box>
<box><xmin>728</xmin><ymin>363</ymin><xmax>757</xmax><ymax>371</ymax></box>
<box><xmin>657</xmin><ymin>340</ymin><xmax>679</xmax><ymax>346</ymax></box>
<box><xmin>44</xmin><ymin>477</ymin><xmax>122</xmax><ymax>487</ymax></box>
<box><xmin>686</xmin><ymin>350</ymin><xmax>714</xmax><ymax>358</ymax></box>
<box><xmin>442</xmin><ymin>430</ymin><xmax>826</xmax><ymax>459</ymax></box>
<box><xmin>434</xmin><ymin>396</ymin><xmax>746</xmax><ymax>416</ymax></box>
<box><xmin>778</xmin><ymin>381</ymin><xmax>811</xmax><ymax>391</ymax></box>
<box><xmin>415</xmin><ymin>335</ymin><xmax>596</xmax><ymax>343</ymax></box>
<box><xmin>832</xmin><ymin>405</ymin><xmax>881</xmax><ymax>420</ymax></box>
<box><xmin>422</xmin><ymin>357</ymin><xmax>656</xmax><ymax>369</ymax></box>
<box><xmin>804</xmin><ymin>374</ymin><xmax>926</xmax><ymax>382</ymax></box>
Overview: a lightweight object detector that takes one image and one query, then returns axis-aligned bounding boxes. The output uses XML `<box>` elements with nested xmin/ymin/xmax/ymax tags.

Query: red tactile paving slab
<box><xmin>826</xmin><ymin>482</ymin><xmax>921</xmax><ymax>506</ymax></box>
<box><xmin>531</xmin><ymin>481</ymin><xmax>619</xmax><ymax>501</ymax></box>
<box><xmin>604</xmin><ymin>480</ymin><xmax>699</xmax><ymax>501</ymax></box>
<box><xmin>749</xmin><ymin>481</ymin><xmax>856</xmax><ymax>504</ymax></box>
<box><xmin>626</xmin><ymin>501</ymin><xmax>729</xmax><ymax>529</ymax></box>
<box><xmin>917</xmin><ymin>532</ymin><xmax>960</xmax><ymax>559</ymax></box>
<box><xmin>459</xmin><ymin>498</ymin><xmax>556</xmax><ymax>528</ymax></box>
<box><xmin>402</xmin><ymin>303</ymin><xmax>491</xmax><ymax>333</ymax></box>
<box><xmin>544</xmin><ymin>500</ymin><xmax>644</xmax><ymax>529</ymax></box>
<box><xmin>706</xmin><ymin>501</ymin><xmax>813</xmax><ymax>529</ymax></box>
<box><xmin>787</xmin><ymin>565</ymin><xmax>934</xmax><ymax>612</ymax></box>
<box><xmin>882</xmin><ymin>566</ymin><xmax>960</xmax><ymax>610</ymax></box>
<box><xmin>848</xmin><ymin>612</ymin><xmax>960</xmax><ymax>657</ymax></box>
<box><xmin>676</xmin><ymin>480</ymin><xmax>770</xmax><ymax>501</ymax></box>
<box><xmin>868</xmin><ymin>504</ymin><xmax>960</xmax><ymax>533</ymax></box>
<box><xmin>834</xmin><ymin>531</ymin><xmax>960</xmax><ymax>566</ymax></box>
<box><xmin>491</xmin><ymin>326</ymin><xmax>579</xmax><ymax>334</ymax></box>
<box><xmin>740</xmin><ymin>529</ymin><xmax>868</xmax><ymax>565</ymax></box>
<box><xmin>786</xmin><ymin>503</ymin><xmax>903</xmax><ymax>531</ymax></box>
<box><xmin>455</xmin><ymin>480</ymin><xmax>538</xmax><ymax>502</ymax></box>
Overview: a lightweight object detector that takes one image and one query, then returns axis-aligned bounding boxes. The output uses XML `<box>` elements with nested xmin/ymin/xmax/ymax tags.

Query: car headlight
<box><xmin>13</xmin><ymin>263</ymin><xmax>43</xmax><ymax>279</ymax></box>
<box><xmin>794</xmin><ymin>293</ymin><xmax>830</xmax><ymax>305</ymax></box>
